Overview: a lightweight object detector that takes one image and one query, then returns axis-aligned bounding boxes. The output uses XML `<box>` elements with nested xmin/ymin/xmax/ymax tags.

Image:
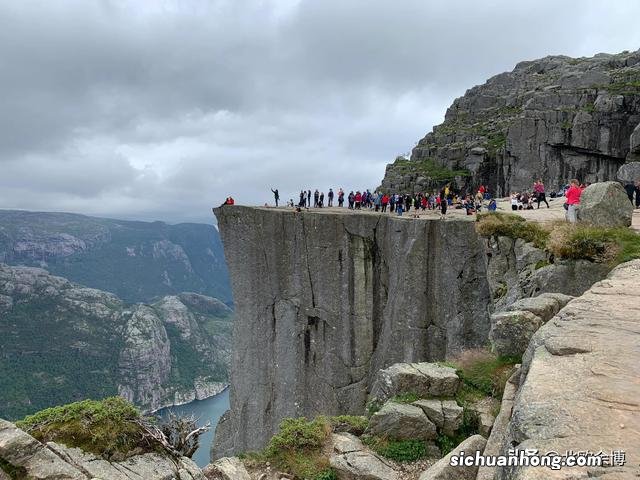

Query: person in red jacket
<box><xmin>354</xmin><ymin>191</ymin><xmax>362</xmax><ymax>209</ymax></box>
<box><xmin>381</xmin><ymin>194</ymin><xmax>389</xmax><ymax>213</ymax></box>
<box><xmin>565</xmin><ymin>179</ymin><xmax>582</xmax><ymax>223</ymax></box>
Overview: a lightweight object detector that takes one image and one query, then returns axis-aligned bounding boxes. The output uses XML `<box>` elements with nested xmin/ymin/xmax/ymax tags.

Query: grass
<box><xmin>255</xmin><ymin>417</ymin><xmax>334</xmax><ymax>480</ymax></box>
<box><xmin>451</xmin><ymin>349</ymin><xmax>520</xmax><ymax>398</ymax></box>
<box><xmin>329</xmin><ymin>415</ymin><xmax>369</xmax><ymax>435</ymax></box>
<box><xmin>392</xmin><ymin>158</ymin><xmax>470</xmax><ymax>181</ymax></box>
<box><xmin>476</xmin><ymin>212</ymin><xmax>549</xmax><ymax>249</ymax></box>
<box><xmin>0</xmin><ymin>458</ymin><xmax>27</xmax><ymax>480</ymax></box>
<box><xmin>362</xmin><ymin>437</ymin><xmax>428</xmax><ymax>462</ymax></box>
<box><xmin>391</xmin><ymin>392</ymin><xmax>421</xmax><ymax>404</ymax></box>
<box><xmin>476</xmin><ymin>213</ymin><xmax>640</xmax><ymax>266</ymax></box>
<box><xmin>547</xmin><ymin>224</ymin><xmax>640</xmax><ymax>264</ymax></box>
<box><xmin>16</xmin><ymin>397</ymin><xmax>159</xmax><ymax>460</ymax></box>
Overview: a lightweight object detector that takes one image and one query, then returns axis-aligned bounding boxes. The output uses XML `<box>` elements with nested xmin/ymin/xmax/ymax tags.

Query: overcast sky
<box><xmin>1</xmin><ymin>0</ymin><xmax>639</xmax><ymax>224</ymax></box>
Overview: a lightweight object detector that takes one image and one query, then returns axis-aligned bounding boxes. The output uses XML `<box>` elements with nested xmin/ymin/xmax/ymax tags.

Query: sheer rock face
<box><xmin>212</xmin><ymin>207</ymin><xmax>492</xmax><ymax>458</ymax></box>
<box><xmin>0</xmin><ymin>264</ymin><xmax>231</xmax><ymax>419</ymax></box>
<box><xmin>380</xmin><ymin>50</ymin><xmax>640</xmax><ymax>196</ymax></box>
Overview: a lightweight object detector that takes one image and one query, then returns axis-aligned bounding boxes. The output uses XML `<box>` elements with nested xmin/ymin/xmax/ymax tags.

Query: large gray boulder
<box><xmin>0</xmin><ymin>419</ymin><xmax>205</xmax><ymax>480</ymax></box>
<box><xmin>202</xmin><ymin>457</ymin><xmax>250</xmax><ymax>480</ymax></box>
<box><xmin>505</xmin><ymin>292</ymin><xmax>573</xmax><ymax>323</ymax></box>
<box><xmin>418</xmin><ymin>435</ymin><xmax>487</xmax><ymax>480</ymax></box>
<box><xmin>489</xmin><ymin>310</ymin><xmax>543</xmax><ymax>357</ymax></box>
<box><xmin>412</xmin><ymin>399</ymin><xmax>463</xmax><ymax>437</ymax></box>
<box><xmin>370</xmin><ymin>363</ymin><xmax>460</xmax><ymax>406</ymax></box>
<box><xmin>577</xmin><ymin>181</ymin><xmax>634</xmax><ymax>227</ymax></box>
<box><xmin>496</xmin><ymin>260</ymin><xmax>640</xmax><ymax>479</ymax></box>
<box><xmin>330</xmin><ymin>450</ymin><xmax>399</xmax><ymax>480</ymax></box>
<box><xmin>369</xmin><ymin>402</ymin><xmax>437</xmax><ymax>441</ymax></box>
<box><xmin>616</xmin><ymin>161</ymin><xmax>640</xmax><ymax>182</ymax></box>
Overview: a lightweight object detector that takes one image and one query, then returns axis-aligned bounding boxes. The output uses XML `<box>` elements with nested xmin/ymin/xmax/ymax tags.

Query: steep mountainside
<box><xmin>380</xmin><ymin>49</ymin><xmax>640</xmax><ymax>196</ymax></box>
<box><xmin>0</xmin><ymin>264</ymin><xmax>232</xmax><ymax>420</ymax></box>
<box><xmin>212</xmin><ymin>206</ymin><xmax>492</xmax><ymax>457</ymax></box>
<box><xmin>0</xmin><ymin>210</ymin><xmax>231</xmax><ymax>304</ymax></box>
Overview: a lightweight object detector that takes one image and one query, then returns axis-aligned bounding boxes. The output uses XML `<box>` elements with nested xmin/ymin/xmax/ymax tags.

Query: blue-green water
<box><xmin>157</xmin><ymin>389</ymin><xmax>229</xmax><ymax>467</ymax></box>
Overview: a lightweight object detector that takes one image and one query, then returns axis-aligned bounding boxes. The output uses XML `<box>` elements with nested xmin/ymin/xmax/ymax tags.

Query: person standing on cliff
<box><xmin>313</xmin><ymin>189</ymin><xmax>320</xmax><ymax>208</ymax></box>
<box><xmin>338</xmin><ymin>188</ymin><xmax>344</xmax><ymax>207</ymax></box>
<box><xmin>271</xmin><ymin>188</ymin><xmax>280</xmax><ymax>207</ymax></box>
<box><xmin>328</xmin><ymin>188</ymin><xmax>334</xmax><ymax>207</ymax></box>
<box><xmin>439</xmin><ymin>185</ymin><xmax>448</xmax><ymax>216</ymax></box>
<box><xmin>534</xmin><ymin>180</ymin><xmax>550</xmax><ymax>208</ymax></box>
<box><xmin>307</xmin><ymin>189</ymin><xmax>311</xmax><ymax>208</ymax></box>
<box><xmin>565</xmin><ymin>179</ymin><xmax>582</xmax><ymax>223</ymax></box>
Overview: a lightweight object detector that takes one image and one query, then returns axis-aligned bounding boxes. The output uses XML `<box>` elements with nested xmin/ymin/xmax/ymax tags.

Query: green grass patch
<box><xmin>259</xmin><ymin>417</ymin><xmax>333</xmax><ymax>480</ymax></box>
<box><xmin>16</xmin><ymin>397</ymin><xmax>159</xmax><ymax>460</ymax></box>
<box><xmin>329</xmin><ymin>415</ymin><xmax>369</xmax><ymax>435</ymax></box>
<box><xmin>547</xmin><ymin>224</ymin><xmax>640</xmax><ymax>265</ymax></box>
<box><xmin>435</xmin><ymin>408</ymin><xmax>481</xmax><ymax>455</ymax></box>
<box><xmin>391</xmin><ymin>392</ymin><xmax>421</xmax><ymax>404</ymax></box>
<box><xmin>476</xmin><ymin>212</ymin><xmax>550</xmax><ymax>249</ymax></box>
<box><xmin>392</xmin><ymin>157</ymin><xmax>470</xmax><ymax>181</ymax></box>
<box><xmin>363</xmin><ymin>437</ymin><xmax>428</xmax><ymax>462</ymax></box>
<box><xmin>534</xmin><ymin>259</ymin><xmax>551</xmax><ymax>270</ymax></box>
<box><xmin>0</xmin><ymin>458</ymin><xmax>27</xmax><ymax>480</ymax></box>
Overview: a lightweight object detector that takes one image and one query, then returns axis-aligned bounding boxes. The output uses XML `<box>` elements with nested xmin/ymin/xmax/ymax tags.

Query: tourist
<box><xmin>313</xmin><ymin>189</ymin><xmax>320</xmax><ymax>208</ymax></box>
<box><xmin>221</xmin><ymin>196</ymin><xmax>234</xmax><ymax>206</ymax></box>
<box><xmin>488</xmin><ymin>198</ymin><xmax>497</xmax><ymax>211</ymax></box>
<box><xmin>307</xmin><ymin>189</ymin><xmax>311</xmax><ymax>208</ymax></box>
<box><xmin>299</xmin><ymin>190</ymin><xmax>305</xmax><ymax>207</ymax></box>
<box><xmin>348</xmin><ymin>191</ymin><xmax>355</xmax><ymax>209</ymax></box>
<box><xmin>328</xmin><ymin>188</ymin><xmax>334</xmax><ymax>207</ymax></box>
<box><xmin>635</xmin><ymin>181</ymin><xmax>640</xmax><ymax>209</ymax></box>
<box><xmin>271</xmin><ymin>188</ymin><xmax>279</xmax><ymax>207</ymax></box>
<box><xmin>511</xmin><ymin>193</ymin><xmax>518</xmax><ymax>211</ymax></box>
<box><xmin>338</xmin><ymin>188</ymin><xmax>345</xmax><ymax>207</ymax></box>
<box><xmin>565</xmin><ymin>179</ymin><xmax>582</xmax><ymax>223</ymax></box>
<box><xmin>534</xmin><ymin>180</ymin><xmax>550</xmax><ymax>208</ymax></box>
<box><xmin>625</xmin><ymin>182</ymin><xmax>636</xmax><ymax>204</ymax></box>
<box><xmin>355</xmin><ymin>191</ymin><xmax>362</xmax><ymax>209</ymax></box>
<box><xmin>381</xmin><ymin>193</ymin><xmax>389</xmax><ymax>212</ymax></box>
<box><xmin>439</xmin><ymin>186</ymin><xmax>448</xmax><ymax>216</ymax></box>
<box><xmin>319</xmin><ymin>192</ymin><xmax>325</xmax><ymax>207</ymax></box>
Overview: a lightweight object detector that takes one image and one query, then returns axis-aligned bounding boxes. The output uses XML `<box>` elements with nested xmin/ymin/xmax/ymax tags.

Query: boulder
<box><xmin>330</xmin><ymin>451</ymin><xmax>399</xmax><ymax>480</ymax></box>
<box><xmin>418</xmin><ymin>435</ymin><xmax>487</xmax><ymax>480</ymax></box>
<box><xmin>441</xmin><ymin>400</ymin><xmax>464</xmax><ymax>437</ymax></box>
<box><xmin>332</xmin><ymin>433</ymin><xmax>364</xmax><ymax>454</ymax></box>
<box><xmin>412</xmin><ymin>399</ymin><xmax>444</xmax><ymax>429</ymax></box>
<box><xmin>577</xmin><ymin>181</ymin><xmax>633</xmax><ymax>227</ymax></box>
<box><xmin>616</xmin><ymin>161</ymin><xmax>640</xmax><ymax>182</ymax></box>
<box><xmin>369</xmin><ymin>402</ymin><xmax>437</xmax><ymax>441</ymax></box>
<box><xmin>203</xmin><ymin>457</ymin><xmax>250</xmax><ymax>480</ymax></box>
<box><xmin>631</xmin><ymin>123</ymin><xmax>640</xmax><ymax>153</ymax></box>
<box><xmin>489</xmin><ymin>310</ymin><xmax>544</xmax><ymax>357</ymax></box>
<box><xmin>370</xmin><ymin>363</ymin><xmax>460</xmax><ymax>405</ymax></box>
<box><xmin>506</xmin><ymin>292</ymin><xmax>573</xmax><ymax>322</ymax></box>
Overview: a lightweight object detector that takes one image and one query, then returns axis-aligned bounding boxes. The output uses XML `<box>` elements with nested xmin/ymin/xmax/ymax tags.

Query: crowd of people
<box><xmin>220</xmin><ymin>177</ymin><xmax>635</xmax><ymax>226</ymax></box>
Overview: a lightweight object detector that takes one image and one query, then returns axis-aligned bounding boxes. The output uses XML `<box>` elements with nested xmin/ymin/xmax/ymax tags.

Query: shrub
<box><xmin>450</xmin><ymin>349</ymin><xmax>519</xmax><ymax>398</ymax></box>
<box><xmin>16</xmin><ymin>397</ymin><xmax>158</xmax><ymax>460</ymax></box>
<box><xmin>363</xmin><ymin>437</ymin><xmax>428</xmax><ymax>462</ymax></box>
<box><xmin>476</xmin><ymin>213</ymin><xmax>549</xmax><ymax>248</ymax></box>
<box><xmin>547</xmin><ymin>224</ymin><xmax>640</xmax><ymax>265</ymax></box>
<box><xmin>262</xmin><ymin>417</ymin><xmax>333</xmax><ymax>479</ymax></box>
<box><xmin>329</xmin><ymin>415</ymin><xmax>369</xmax><ymax>435</ymax></box>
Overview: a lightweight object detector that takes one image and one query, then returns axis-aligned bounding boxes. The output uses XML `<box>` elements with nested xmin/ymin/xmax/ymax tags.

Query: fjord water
<box><xmin>157</xmin><ymin>389</ymin><xmax>229</xmax><ymax>467</ymax></box>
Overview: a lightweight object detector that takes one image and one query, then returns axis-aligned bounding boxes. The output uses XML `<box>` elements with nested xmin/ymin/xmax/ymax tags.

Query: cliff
<box><xmin>492</xmin><ymin>260</ymin><xmax>640</xmax><ymax>479</ymax></box>
<box><xmin>380</xmin><ymin>49</ymin><xmax>640</xmax><ymax>196</ymax></box>
<box><xmin>0</xmin><ymin>264</ymin><xmax>231</xmax><ymax>419</ymax></box>
<box><xmin>0</xmin><ymin>209</ymin><xmax>231</xmax><ymax>303</ymax></box>
<box><xmin>212</xmin><ymin>206</ymin><xmax>492</xmax><ymax>457</ymax></box>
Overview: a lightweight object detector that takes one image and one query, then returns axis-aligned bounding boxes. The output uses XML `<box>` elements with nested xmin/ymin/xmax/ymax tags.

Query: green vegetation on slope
<box><xmin>476</xmin><ymin>213</ymin><xmax>640</xmax><ymax>265</ymax></box>
<box><xmin>0</xmin><ymin>210</ymin><xmax>231</xmax><ymax>304</ymax></box>
<box><xmin>391</xmin><ymin>157</ymin><xmax>470</xmax><ymax>181</ymax></box>
<box><xmin>16</xmin><ymin>397</ymin><xmax>159</xmax><ymax>460</ymax></box>
<box><xmin>362</xmin><ymin>437</ymin><xmax>428</xmax><ymax>463</ymax></box>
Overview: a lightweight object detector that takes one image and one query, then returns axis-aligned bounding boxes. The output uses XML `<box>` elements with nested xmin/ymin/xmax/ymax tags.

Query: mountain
<box><xmin>0</xmin><ymin>264</ymin><xmax>232</xmax><ymax>420</ymax></box>
<box><xmin>380</xmin><ymin>49</ymin><xmax>640</xmax><ymax>196</ymax></box>
<box><xmin>0</xmin><ymin>210</ymin><xmax>231</xmax><ymax>304</ymax></box>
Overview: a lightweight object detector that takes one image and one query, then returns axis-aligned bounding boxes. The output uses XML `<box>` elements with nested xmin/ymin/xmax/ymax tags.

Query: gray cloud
<box><xmin>1</xmin><ymin>0</ymin><xmax>639</xmax><ymax>223</ymax></box>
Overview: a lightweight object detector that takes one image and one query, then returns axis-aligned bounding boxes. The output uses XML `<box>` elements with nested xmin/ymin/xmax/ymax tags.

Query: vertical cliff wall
<box><xmin>212</xmin><ymin>207</ymin><xmax>492</xmax><ymax>457</ymax></box>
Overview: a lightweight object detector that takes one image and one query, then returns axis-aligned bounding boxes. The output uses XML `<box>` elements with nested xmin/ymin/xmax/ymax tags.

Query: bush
<box><xmin>262</xmin><ymin>417</ymin><xmax>333</xmax><ymax>479</ymax></box>
<box><xmin>450</xmin><ymin>349</ymin><xmax>519</xmax><ymax>398</ymax></box>
<box><xmin>363</xmin><ymin>437</ymin><xmax>428</xmax><ymax>462</ymax></box>
<box><xmin>476</xmin><ymin>213</ymin><xmax>549</xmax><ymax>248</ymax></box>
<box><xmin>16</xmin><ymin>397</ymin><xmax>158</xmax><ymax>460</ymax></box>
<box><xmin>329</xmin><ymin>415</ymin><xmax>369</xmax><ymax>435</ymax></box>
<box><xmin>547</xmin><ymin>224</ymin><xmax>640</xmax><ymax>265</ymax></box>
<box><xmin>391</xmin><ymin>392</ymin><xmax>421</xmax><ymax>404</ymax></box>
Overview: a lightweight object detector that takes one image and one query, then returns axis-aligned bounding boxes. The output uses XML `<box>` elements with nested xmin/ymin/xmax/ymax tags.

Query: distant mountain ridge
<box><xmin>0</xmin><ymin>264</ymin><xmax>232</xmax><ymax>420</ymax></box>
<box><xmin>0</xmin><ymin>210</ymin><xmax>231</xmax><ymax>304</ymax></box>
